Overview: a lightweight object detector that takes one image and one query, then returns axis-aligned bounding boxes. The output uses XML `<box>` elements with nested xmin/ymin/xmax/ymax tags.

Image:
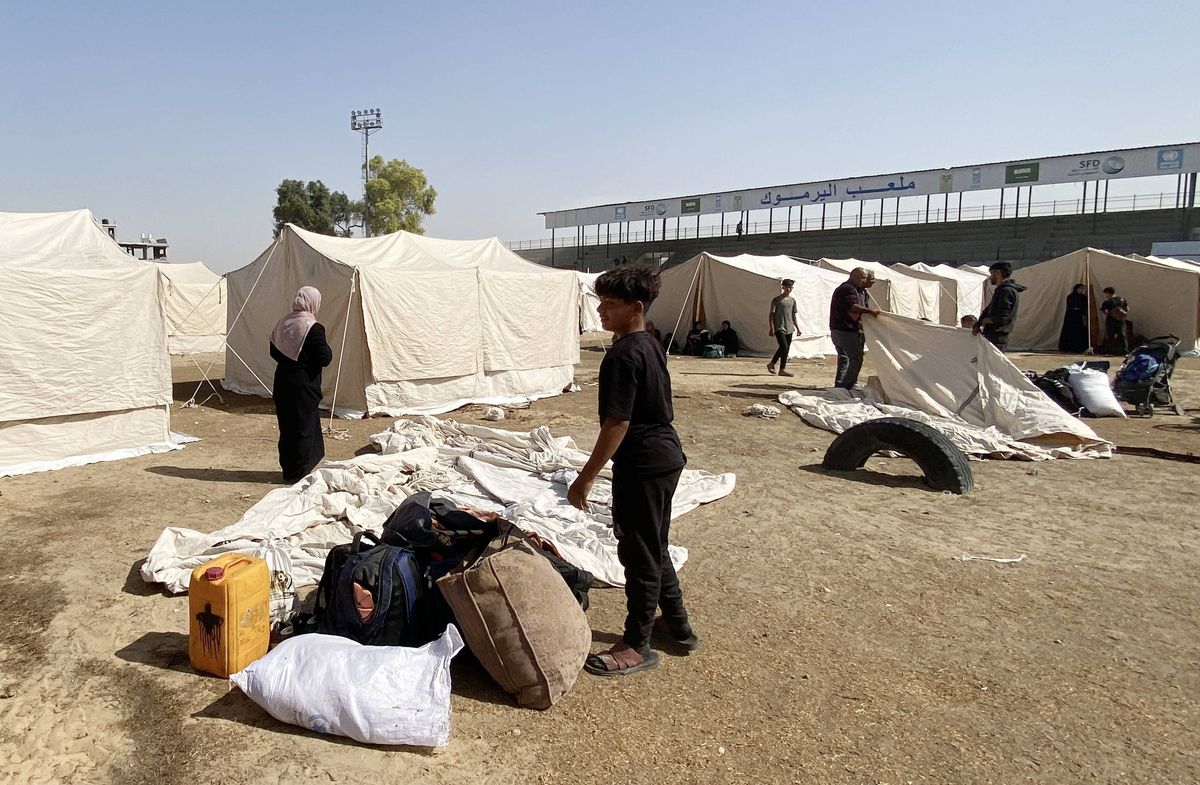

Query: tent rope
<box><xmin>174</xmin><ymin>281</ymin><xmax>234</xmax><ymax>407</ymax></box>
<box><xmin>182</xmin><ymin>238</ymin><xmax>280</xmax><ymax>407</ymax></box>
<box><xmin>324</xmin><ymin>269</ymin><xmax>356</xmax><ymax>441</ymax></box>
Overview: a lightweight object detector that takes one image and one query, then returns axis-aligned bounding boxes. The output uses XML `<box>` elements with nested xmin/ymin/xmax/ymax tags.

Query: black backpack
<box><xmin>1029</xmin><ymin>368</ymin><xmax>1080</xmax><ymax>414</ymax></box>
<box><xmin>311</xmin><ymin>531</ymin><xmax>426</xmax><ymax>647</ymax></box>
<box><xmin>385</xmin><ymin>494</ymin><xmax>594</xmax><ymax>610</ymax></box>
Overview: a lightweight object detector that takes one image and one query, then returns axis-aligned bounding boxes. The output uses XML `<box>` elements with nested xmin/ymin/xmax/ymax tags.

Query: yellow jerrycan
<box><xmin>188</xmin><ymin>553</ymin><xmax>270</xmax><ymax>678</ymax></box>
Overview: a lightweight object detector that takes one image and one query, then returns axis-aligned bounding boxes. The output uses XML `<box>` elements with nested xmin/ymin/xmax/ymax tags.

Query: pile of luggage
<box><xmin>188</xmin><ymin>493</ymin><xmax>598</xmax><ymax>747</ymax></box>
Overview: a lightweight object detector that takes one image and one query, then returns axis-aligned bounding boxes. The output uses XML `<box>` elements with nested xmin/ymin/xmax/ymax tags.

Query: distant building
<box><xmin>99</xmin><ymin>217</ymin><xmax>170</xmax><ymax>260</ymax></box>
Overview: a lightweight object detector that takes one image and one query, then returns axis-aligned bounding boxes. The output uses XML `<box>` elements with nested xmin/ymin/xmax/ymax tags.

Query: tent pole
<box><xmin>325</xmin><ymin>268</ymin><xmax>357</xmax><ymax>433</ymax></box>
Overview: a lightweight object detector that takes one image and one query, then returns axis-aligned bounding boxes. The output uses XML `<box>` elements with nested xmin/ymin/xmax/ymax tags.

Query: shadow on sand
<box><xmin>146</xmin><ymin>466</ymin><xmax>282</xmax><ymax>484</ymax></box>
<box><xmin>797</xmin><ymin>463</ymin><xmax>932</xmax><ymax>492</ymax></box>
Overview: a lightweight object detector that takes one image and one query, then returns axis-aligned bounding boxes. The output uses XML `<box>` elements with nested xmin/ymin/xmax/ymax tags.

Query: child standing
<box><xmin>568</xmin><ymin>266</ymin><xmax>699</xmax><ymax>676</ymax></box>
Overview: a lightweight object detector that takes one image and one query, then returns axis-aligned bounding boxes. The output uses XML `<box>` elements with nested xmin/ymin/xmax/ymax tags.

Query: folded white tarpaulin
<box><xmin>0</xmin><ymin>209</ymin><xmax>176</xmax><ymax>475</ymax></box>
<box><xmin>648</xmin><ymin>252</ymin><xmax>846</xmax><ymax>358</ymax></box>
<box><xmin>142</xmin><ymin>417</ymin><xmax>736</xmax><ymax>593</ymax></box>
<box><xmin>779</xmin><ymin>314</ymin><xmax>1112</xmax><ymax>460</ymax></box>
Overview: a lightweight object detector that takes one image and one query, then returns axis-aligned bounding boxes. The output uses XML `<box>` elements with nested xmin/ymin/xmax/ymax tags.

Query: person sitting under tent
<box><xmin>960</xmin><ymin>314</ymin><xmax>977</xmax><ymax>330</ymax></box>
<box><xmin>683</xmin><ymin>321</ymin><xmax>710</xmax><ymax>356</ymax></box>
<box><xmin>1099</xmin><ymin>286</ymin><xmax>1131</xmax><ymax>356</ymax></box>
<box><xmin>1058</xmin><ymin>283</ymin><xmax>1089</xmax><ymax>353</ymax></box>
<box><xmin>270</xmin><ymin>286</ymin><xmax>333</xmax><ymax>484</ymax></box>
<box><xmin>712</xmin><ymin>320</ymin><xmax>740</xmax><ymax>357</ymax></box>
<box><xmin>973</xmin><ymin>262</ymin><xmax>1025</xmax><ymax>352</ymax></box>
<box><xmin>644</xmin><ymin>319</ymin><xmax>663</xmax><ymax>346</ymax></box>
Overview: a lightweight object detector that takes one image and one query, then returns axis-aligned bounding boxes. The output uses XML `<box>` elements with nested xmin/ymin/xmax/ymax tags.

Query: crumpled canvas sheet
<box><xmin>779</xmin><ymin>314</ymin><xmax>1112</xmax><ymax>461</ymax></box>
<box><xmin>143</xmin><ymin>417</ymin><xmax>736</xmax><ymax>593</ymax></box>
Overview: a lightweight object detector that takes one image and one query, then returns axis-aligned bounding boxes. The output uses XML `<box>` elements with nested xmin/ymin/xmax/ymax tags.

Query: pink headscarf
<box><xmin>271</xmin><ymin>286</ymin><xmax>322</xmax><ymax>361</ymax></box>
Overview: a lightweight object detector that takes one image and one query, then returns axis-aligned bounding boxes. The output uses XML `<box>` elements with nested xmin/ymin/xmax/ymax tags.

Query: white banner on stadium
<box><xmin>542</xmin><ymin>142</ymin><xmax>1200</xmax><ymax>230</ymax></box>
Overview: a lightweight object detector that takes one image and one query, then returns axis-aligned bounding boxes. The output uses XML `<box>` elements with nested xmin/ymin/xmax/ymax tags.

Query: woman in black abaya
<box><xmin>1057</xmin><ymin>283</ymin><xmax>1089</xmax><ymax>353</ymax></box>
<box><xmin>270</xmin><ymin>286</ymin><xmax>333</xmax><ymax>483</ymax></box>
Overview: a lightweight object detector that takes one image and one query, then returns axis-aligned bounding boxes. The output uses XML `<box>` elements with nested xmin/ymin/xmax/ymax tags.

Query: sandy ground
<box><xmin>1</xmin><ymin>347</ymin><xmax>1198</xmax><ymax>785</ymax></box>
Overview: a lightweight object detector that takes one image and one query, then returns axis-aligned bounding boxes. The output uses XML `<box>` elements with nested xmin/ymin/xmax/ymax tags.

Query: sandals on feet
<box><xmin>584</xmin><ymin>645</ymin><xmax>660</xmax><ymax>677</ymax></box>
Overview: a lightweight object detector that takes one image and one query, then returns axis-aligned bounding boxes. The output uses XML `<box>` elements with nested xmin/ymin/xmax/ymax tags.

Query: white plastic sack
<box><xmin>253</xmin><ymin>539</ymin><xmax>298</xmax><ymax>628</ymax></box>
<box><xmin>1067</xmin><ymin>368</ymin><xmax>1127</xmax><ymax>418</ymax></box>
<box><xmin>230</xmin><ymin>626</ymin><xmax>464</xmax><ymax>747</ymax></box>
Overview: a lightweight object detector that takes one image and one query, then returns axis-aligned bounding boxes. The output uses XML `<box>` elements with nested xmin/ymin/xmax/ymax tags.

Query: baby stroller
<box><xmin>1111</xmin><ymin>335</ymin><xmax>1184</xmax><ymax>416</ymax></box>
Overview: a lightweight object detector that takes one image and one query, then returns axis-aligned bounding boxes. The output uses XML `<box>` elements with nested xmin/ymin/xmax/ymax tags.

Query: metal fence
<box><xmin>507</xmin><ymin>190</ymin><xmax>1187</xmax><ymax>251</ymax></box>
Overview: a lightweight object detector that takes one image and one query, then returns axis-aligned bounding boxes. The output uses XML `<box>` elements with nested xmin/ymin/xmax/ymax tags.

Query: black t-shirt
<box><xmin>598</xmin><ymin>331</ymin><xmax>686</xmax><ymax>475</ymax></box>
<box><xmin>1101</xmin><ymin>296</ymin><xmax>1128</xmax><ymax>316</ymax></box>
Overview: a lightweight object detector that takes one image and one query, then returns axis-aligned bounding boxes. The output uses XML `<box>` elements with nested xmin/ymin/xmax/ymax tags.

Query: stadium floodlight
<box><xmin>350</xmin><ymin>108</ymin><xmax>383</xmax><ymax>236</ymax></box>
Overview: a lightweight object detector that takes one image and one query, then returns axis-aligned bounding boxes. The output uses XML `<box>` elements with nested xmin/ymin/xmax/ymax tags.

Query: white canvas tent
<box><xmin>0</xmin><ymin>209</ymin><xmax>176</xmax><ymax>476</ymax></box>
<box><xmin>224</xmin><ymin>225</ymin><xmax>581</xmax><ymax>416</ymax></box>
<box><xmin>1005</xmin><ymin>248</ymin><xmax>1200</xmax><ymax>354</ymax></box>
<box><xmin>647</xmin><ymin>253</ymin><xmax>846</xmax><ymax>358</ymax></box>
<box><xmin>898</xmin><ymin>262</ymin><xmax>988</xmax><ymax>326</ymax></box>
<box><xmin>155</xmin><ymin>261</ymin><xmax>227</xmax><ymax>354</ymax></box>
<box><xmin>816</xmin><ymin>258</ymin><xmax>940</xmax><ymax>321</ymax></box>
<box><xmin>576</xmin><ymin>271</ymin><xmax>604</xmax><ymax>333</ymax></box>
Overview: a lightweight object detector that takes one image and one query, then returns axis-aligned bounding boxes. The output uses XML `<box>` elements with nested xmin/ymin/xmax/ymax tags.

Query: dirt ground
<box><xmin>1</xmin><ymin>346</ymin><xmax>1198</xmax><ymax>785</ymax></box>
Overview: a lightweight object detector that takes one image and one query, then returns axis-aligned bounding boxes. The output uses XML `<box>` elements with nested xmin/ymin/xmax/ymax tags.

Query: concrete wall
<box><xmin>514</xmin><ymin>207</ymin><xmax>1200</xmax><ymax>271</ymax></box>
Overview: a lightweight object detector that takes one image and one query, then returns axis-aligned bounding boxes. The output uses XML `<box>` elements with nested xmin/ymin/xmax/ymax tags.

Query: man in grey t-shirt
<box><xmin>767</xmin><ymin>279</ymin><xmax>800</xmax><ymax>377</ymax></box>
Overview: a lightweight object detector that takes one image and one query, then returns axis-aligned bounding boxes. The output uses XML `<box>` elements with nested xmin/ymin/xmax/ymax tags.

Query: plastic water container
<box><xmin>188</xmin><ymin>554</ymin><xmax>271</xmax><ymax>677</ymax></box>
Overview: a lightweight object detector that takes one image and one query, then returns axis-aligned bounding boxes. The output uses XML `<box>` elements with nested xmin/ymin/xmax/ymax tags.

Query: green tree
<box><xmin>330</xmin><ymin>190</ymin><xmax>362</xmax><ymax>237</ymax></box>
<box><xmin>363</xmin><ymin>156</ymin><xmax>437</xmax><ymax>235</ymax></box>
<box><xmin>272</xmin><ymin>179</ymin><xmax>357</xmax><ymax>237</ymax></box>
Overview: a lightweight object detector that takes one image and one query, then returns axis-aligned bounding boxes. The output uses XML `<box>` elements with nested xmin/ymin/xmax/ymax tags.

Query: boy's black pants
<box><xmin>611</xmin><ymin>465</ymin><xmax>688</xmax><ymax>651</ymax></box>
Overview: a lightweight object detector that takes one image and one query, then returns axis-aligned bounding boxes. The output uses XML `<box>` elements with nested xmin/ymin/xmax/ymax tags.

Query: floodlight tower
<box><xmin>350</xmin><ymin>108</ymin><xmax>382</xmax><ymax>237</ymax></box>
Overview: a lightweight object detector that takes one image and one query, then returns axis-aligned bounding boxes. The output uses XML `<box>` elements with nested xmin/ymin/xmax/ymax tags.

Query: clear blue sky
<box><xmin>2</xmin><ymin>1</ymin><xmax>1197</xmax><ymax>271</ymax></box>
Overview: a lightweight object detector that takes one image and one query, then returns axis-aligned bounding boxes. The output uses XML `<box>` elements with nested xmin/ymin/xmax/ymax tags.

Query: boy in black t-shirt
<box><xmin>568</xmin><ymin>267</ymin><xmax>699</xmax><ymax>676</ymax></box>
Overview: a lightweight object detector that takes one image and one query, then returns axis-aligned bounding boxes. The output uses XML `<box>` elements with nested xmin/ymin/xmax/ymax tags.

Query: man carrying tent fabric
<box><xmin>767</xmin><ymin>279</ymin><xmax>800</xmax><ymax>377</ymax></box>
<box><xmin>829</xmin><ymin>268</ymin><xmax>879</xmax><ymax>389</ymax></box>
<box><xmin>974</xmin><ymin>262</ymin><xmax>1026</xmax><ymax>352</ymax></box>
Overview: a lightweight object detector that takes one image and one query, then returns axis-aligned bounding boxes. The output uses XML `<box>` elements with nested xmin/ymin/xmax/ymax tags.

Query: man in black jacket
<box><xmin>973</xmin><ymin>262</ymin><xmax>1026</xmax><ymax>352</ymax></box>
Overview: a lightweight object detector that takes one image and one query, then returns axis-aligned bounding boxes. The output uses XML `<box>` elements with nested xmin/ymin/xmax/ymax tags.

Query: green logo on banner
<box><xmin>1005</xmin><ymin>162</ymin><xmax>1040</xmax><ymax>184</ymax></box>
<box><xmin>681</xmin><ymin>198</ymin><xmax>701</xmax><ymax>214</ymax></box>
